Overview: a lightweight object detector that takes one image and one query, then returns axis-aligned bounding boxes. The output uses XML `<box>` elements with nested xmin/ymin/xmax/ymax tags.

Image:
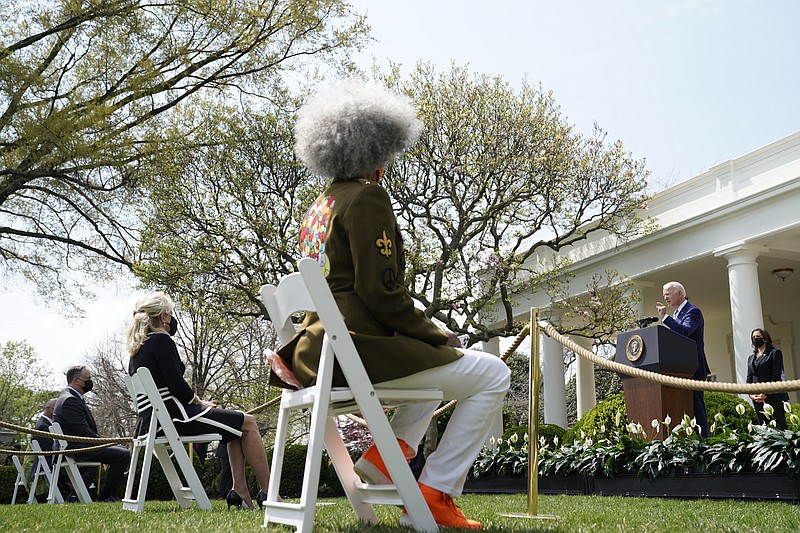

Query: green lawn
<box><xmin>2</xmin><ymin>494</ymin><xmax>799</xmax><ymax>532</ymax></box>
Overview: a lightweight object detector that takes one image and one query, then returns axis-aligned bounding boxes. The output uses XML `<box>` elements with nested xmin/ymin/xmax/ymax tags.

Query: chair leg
<box><xmin>323</xmin><ymin>418</ymin><xmax>379</xmax><ymax>523</ymax></box>
<box><xmin>64</xmin><ymin>459</ymin><xmax>93</xmax><ymax>503</ymax></box>
<box><xmin>169</xmin><ymin>442</ymin><xmax>212</xmax><ymax>510</ymax></box>
<box><xmin>123</xmin><ymin>442</ymin><xmax>147</xmax><ymax>512</ymax></box>
<box><xmin>153</xmin><ymin>444</ymin><xmax>192</xmax><ymax>508</ymax></box>
<box><xmin>48</xmin><ymin>456</ymin><xmax>63</xmax><ymax>504</ymax></box>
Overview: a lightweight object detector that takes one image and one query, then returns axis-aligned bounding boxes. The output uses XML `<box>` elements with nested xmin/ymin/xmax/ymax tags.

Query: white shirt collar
<box><xmin>68</xmin><ymin>386</ymin><xmax>85</xmax><ymax>401</ymax></box>
<box><xmin>674</xmin><ymin>299</ymin><xmax>688</xmax><ymax>316</ymax></box>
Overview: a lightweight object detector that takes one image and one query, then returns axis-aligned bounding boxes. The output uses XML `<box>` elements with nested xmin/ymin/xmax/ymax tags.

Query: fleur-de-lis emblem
<box><xmin>375</xmin><ymin>230</ymin><xmax>392</xmax><ymax>257</ymax></box>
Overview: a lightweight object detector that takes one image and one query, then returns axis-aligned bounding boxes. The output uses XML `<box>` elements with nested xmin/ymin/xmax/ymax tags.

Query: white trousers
<box><xmin>377</xmin><ymin>348</ymin><xmax>511</xmax><ymax>497</ymax></box>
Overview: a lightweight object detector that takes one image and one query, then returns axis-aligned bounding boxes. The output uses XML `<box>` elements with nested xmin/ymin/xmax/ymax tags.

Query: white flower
<box><xmin>784</xmin><ymin>401</ymin><xmax>792</xmax><ymax>413</ymax></box>
<box><xmin>736</xmin><ymin>403</ymin><xmax>746</xmax><ymax>416</ymax></box>
<box><xmin>710</xmin><ymin>422</ymin><xmax>716</xmax><ymax>434</ymax></box>
<box><xmin>497</xmin><ymin>437</ymin><xmax>504</xmax><ymax>445</ymax></box>
<box><xmin>510</xmin><ymin>433</ymin><xmax>518</xmax><ymax>443</ymax></box>
<box><xmin>651</xmin><ymin>419</ymin><xmax>659</xmax><ymax>429</ymax></box>
<box><xmin>553</xmin><ymin>435</ymin><xmax>558</xmax><ymax>446</ymax></box>
<box><xmin>615</xmin><ymin>411</ymin><xmax>622</xmax><ymax>427</ymax></box>
<box><xmin>585</xmin><ymin>438</ymin><xmax>593</xmax><ymax>446</ymax></box>
<box><xmin>600</xmin><ymin>424</ymin><xmax>606</xmax><ymax>434</ymax></box>
<box><xmin>686</xmin><ymin>426</ymin><xmax>694</xmax><ymax>436</ymax></box>
<box><xmin>747</xmin><ymin>422</ymin><xmax>753</xmax><ymax>432</ymax></box>
<box><xmin>539</xmin><ymin>437</ymin><xmax>546</xmax><ymax>447</ymax></box>
<box><xmin>490</xmin><ymin>436</ymin><xmax>496</xmax><ymax>445</ymax></box>
<box><xmin>714</xmin><ymin>412</ymin><xmax>725</xmax><ymax>423</ymax></box>
<box><xmin>663</xmin><ymin>415</ymin><xmax>672</xmax><ymax>427</ymax></box>
<box><xmin>764</xmin><ymin>403</ymin><xmax>774</xmax><ymax>417</ymax></box>
<box><xmin>791</xmin><ymin>414</ymin><xmax>800</xmax><ymax>427</ymax></box>
<box><xmin>690</xmin><ymin>417</ymin><xmax>697</xmax><ymax>428</ymax></box>
<box><xmin>524</xmin><ymin>433</ymin><xmax>529</xmax><ymax>443</ymax></box>
<box><xmin>581</xmin><ymin>430</ymin><xmax>585</xmax><ymax>440</ymax></box>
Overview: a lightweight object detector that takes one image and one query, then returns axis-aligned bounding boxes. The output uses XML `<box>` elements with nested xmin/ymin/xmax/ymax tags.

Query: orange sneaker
<box><xmin>400</xmin><ymin>483</ymin><xmax>482</xmax><ymax>529</ymax></box>
<box><xmin>353</xmin><ymin>439</ymin><xmax>414</xmax><ymax>485</ymax></box>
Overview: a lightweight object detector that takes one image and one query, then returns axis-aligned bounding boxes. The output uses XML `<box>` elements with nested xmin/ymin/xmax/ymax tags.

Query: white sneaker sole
<box><xmin>353</xmin><ymin>457</ymin><xmax>392</xmax><ymax>485</ymax></box>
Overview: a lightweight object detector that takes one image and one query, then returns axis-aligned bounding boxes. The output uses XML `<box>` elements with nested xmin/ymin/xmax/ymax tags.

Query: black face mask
<box><xmin>169</xmin><ymin>315</ymin><xmax>179</xmax><ymax>336</ymax></box>
<box><xmin>82</xmin><ymin>379</ymin><xmax>94</xmax><ymax>394</ymax></box>
<box><xmin>752</xmin><ymin>337</ymin><xmax>765</xmax><ymax>348</ymax></box>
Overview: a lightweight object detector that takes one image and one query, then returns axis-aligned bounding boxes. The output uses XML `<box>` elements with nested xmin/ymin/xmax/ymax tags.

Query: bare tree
<box><xmin>1</xmin><ymin>0</ymin><xmax>368</xmax><ymax>301</ymax></box>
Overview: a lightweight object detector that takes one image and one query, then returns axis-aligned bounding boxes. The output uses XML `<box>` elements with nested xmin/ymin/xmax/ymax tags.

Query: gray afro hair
<box><xmin>294</xmin><ymin>80</ymin><xmax>422</xmax><ymax>179</ymax></box>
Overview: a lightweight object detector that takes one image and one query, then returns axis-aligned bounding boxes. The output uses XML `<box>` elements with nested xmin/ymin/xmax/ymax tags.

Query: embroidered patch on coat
<box><xmin>382</xmin><ymin>268</ymin><xmax>397</xmax><ymax>290</ymax></box>
<box><xmin>299</xmin><ymin>194</ymin><xmax>335</xmax><ymax>276</ymax></box>
<box><xmin>375</xmin><ymin>229</ymin><xmax>393</xmax><ymax>258</ymax></box>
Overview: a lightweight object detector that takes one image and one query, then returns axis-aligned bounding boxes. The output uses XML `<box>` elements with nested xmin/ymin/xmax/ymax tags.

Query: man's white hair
<box><xmin>663</xmin><ymin>281</ymin><xmax>686</xmax><ymax>297</ymax></box>
<box><xmin>293</xmin><ymin>80</ymin><xmax>422</xmax><ymax>179</ymax></box>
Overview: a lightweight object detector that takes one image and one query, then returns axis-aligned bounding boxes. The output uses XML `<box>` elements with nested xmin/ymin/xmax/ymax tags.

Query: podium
<box><xmin>615</xmin><ymin>325</ymin><xmax>699</xmax><ymax>440</ymax></box>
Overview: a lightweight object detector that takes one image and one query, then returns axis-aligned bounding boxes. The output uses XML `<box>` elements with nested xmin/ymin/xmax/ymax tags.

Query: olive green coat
<box><xmin>276</xmin><ymin>179</ymin><xmax>461</xmax><ymax>388</ymax></box>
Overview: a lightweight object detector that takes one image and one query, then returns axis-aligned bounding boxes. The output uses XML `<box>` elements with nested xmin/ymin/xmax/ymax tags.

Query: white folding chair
<box><xmin>28</xmin><ymin>440</ymin><xmax>64</xmax><ymax>504</ymax></box>
<box><xmin>121</xmin><ymin>367</ymin><xmax>221</xmax><ymax>512</ymax></box>
<box><xmin>11</xmin><ymin>455</ymin><xmax>29</xmax><ymax>504</ymax></box>
<box><xmin>260</xmin><ymin>257</ymin><xmax>442</xmax><ymax>532</ymax></box>
<box><xmin>48</xmin><ymin>422</ymin><xmax>102</xmax><ymax>504</ymax></box>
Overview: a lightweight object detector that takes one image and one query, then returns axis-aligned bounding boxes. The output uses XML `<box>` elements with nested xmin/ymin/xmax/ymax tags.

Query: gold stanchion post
<box><xmin>500</xmin><ymin>308</ymin><xmax>557</xmax><ymax>521</ymax></box>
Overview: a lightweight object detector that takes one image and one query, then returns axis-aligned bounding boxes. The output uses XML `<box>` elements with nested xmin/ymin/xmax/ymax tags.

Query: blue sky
<box><xmin>3</xmin><ymin>0</ymin><xmax>799</xmax><ymax>386</ymax></box>
<box><xmin>348</xmin><ymin>0</ymin><xmax>800</xmax><ymax>187</ymax></box>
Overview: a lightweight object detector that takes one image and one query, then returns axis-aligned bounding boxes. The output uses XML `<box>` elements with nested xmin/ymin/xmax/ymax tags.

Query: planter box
<box><xmin>463</xmin><ymin>475</ymin><xmax>587</xmax><ymax>495</ymax></box>
<box><xmin>590</xmin><ymin>472</ymin><xmax>800</xmax><ymax>502</ymax></box>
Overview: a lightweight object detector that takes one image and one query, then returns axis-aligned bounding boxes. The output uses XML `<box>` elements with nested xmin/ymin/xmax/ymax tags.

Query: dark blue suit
<box><xmin>662</xmin><ymin>300</ymin><xmax>709</xmax><ymax>437</ymax></box>
<box><xmin>53</xmin><ymin>388</ymin><xmax>130</xmax><ymax>501</ymax></box>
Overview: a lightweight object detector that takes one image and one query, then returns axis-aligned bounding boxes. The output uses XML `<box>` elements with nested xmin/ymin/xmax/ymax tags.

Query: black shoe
<box><xmin>100</xmin><ymin>495</ymin><xmax>121</xmax><ymax>503</ymax></box>
<box><xmin>66</xmin><ymin>493</ymin><xmax>79</xmax><ymax>503</ymax></box>
<box><xmin>256</xmin><ymin>490</ymin><xmax>268</xmax><ymax>509</ymax></box>
<box><xmin>226</xmin><ymin>490</ymin><xmax>254</xmax><ymax>510</ymax></box>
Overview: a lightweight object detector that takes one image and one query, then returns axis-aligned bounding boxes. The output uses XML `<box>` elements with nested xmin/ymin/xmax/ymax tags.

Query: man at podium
<box><xmin>656</xmin><ymin>281</ymin><xmax>710</xmax><ymax>437</ymax></box>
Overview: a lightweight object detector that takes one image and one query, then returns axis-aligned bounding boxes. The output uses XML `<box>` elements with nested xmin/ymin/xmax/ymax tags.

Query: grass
<box><xmin>2</xmin><ymin>494</ymin><xmax>799</xmax><ymax>532</ymax></box>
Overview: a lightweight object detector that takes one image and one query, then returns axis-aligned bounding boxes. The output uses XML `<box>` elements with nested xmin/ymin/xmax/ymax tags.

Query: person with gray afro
<box><xmin>276</xmin><ymin>80</ymin><xmax>510</xmax><ymax>529</ymax></box>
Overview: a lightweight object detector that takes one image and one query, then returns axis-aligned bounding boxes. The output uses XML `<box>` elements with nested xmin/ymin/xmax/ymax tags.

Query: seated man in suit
<box><xmin>54</xmin><ymin>365</ymin><xmax>130</xmax><ymax>502</ymax></box>
<box><xmin>31</xmin><ymin>398</ymin><xmax>57</xmax><ymax>473</ymax></box>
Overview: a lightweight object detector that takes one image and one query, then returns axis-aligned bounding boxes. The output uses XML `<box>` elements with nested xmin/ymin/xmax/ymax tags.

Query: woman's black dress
<box><xmin>128</xmin><ymin>333</ymin><xmax>244</xmax><ymax>443</ymax></box>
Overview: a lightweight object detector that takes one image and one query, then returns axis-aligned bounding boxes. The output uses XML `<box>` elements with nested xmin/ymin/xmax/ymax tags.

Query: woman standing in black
<box><xmin>746</xmin><ymin>328</ymin><xmax>789</xmax><ymax>430</ymax></box>
<box><xmin>127</xmin><ymin>291</ymin><xmax>272</xmax><ymax>509</ymax></box>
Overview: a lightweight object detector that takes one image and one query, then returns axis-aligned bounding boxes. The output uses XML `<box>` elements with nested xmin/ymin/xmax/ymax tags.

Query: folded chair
<box><xmin>28</xmin><ymin>440</ymin><xmax>64</xmax><ymax>504</ymax></box>
<box><xmin>260</xmin><ymin>257</ymin><xmax>442</xmax><ymax>532</ymax></box>
<box><xmin>48</xmin><ymin>422</ymin><xmax>102</xmax><ymax>504</ymax></box>
<box><xmin>121</xmin><ymin>367</ymin><xmax>221</xmax><ymax>512</ymax></box>
<box><xmin>10</xmin><ymin>455</ymin><xmax>29</xmax><ymax>504</ymax></box>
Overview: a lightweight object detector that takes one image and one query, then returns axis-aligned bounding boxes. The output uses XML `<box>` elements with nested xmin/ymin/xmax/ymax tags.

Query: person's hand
<box><xmin>444</xmin><ymin>330</ymin><xmax>462</xmax><ymax>348</ymax></box>
<box><xmin>199</xmin><ymin>399</ymin><xmax>217</xmax><ymax>408</ymax></box>
<box><xmin>656</xmin><ymin>302</ymin><xmax>667</xmax><ymax>320</ymax></box>
<box><xmin>750</xmin><ymin>393</ymin><xmax>767</xmax><ymax>402</ymax></box>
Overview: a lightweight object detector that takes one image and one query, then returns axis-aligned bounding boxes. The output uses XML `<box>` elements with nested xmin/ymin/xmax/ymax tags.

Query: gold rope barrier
<box><xmin>538</xmin><ymin>320</ymin><xmax>800</xmax><ymax>394</ymax></box>
<box><xmin>0</xmin><ymin>419</ymin><xmax>131</xmax><ymax>445</ymax></box>
<box><xmin>344</xmin><ymin>327</ymin><xmax>531</xmax><ymax>426</ymax></box>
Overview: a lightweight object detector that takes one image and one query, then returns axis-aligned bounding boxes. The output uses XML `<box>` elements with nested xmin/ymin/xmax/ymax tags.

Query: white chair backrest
<box><xmin>261</xmin><ymin>266</ymin><xmax>316</xmax><ymax>345</ymax></box>
<box><xmin>127</xmin><ymin>367</ymin><xmax>179</xmax><ymax>442</ymax></box>
<box><xmin>48</xmin><ymin>422</ymin><xmax>68</xmax><ymax>451</ymax></box>
<box><xmin>261</xmin><ymin>257</ymin><xmax>367</xmax><ymax>383</ymax></box>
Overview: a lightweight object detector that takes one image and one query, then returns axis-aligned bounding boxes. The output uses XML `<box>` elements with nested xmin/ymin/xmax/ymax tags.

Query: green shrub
<box><xmin>258</xmin><ymin>444</ymin><xmax>342</xmax><ymax>498</ymax></box>
<box><xmin>705</xmin><ymin>392</ymin><xmax>756</xmax><ymax>433</ymax></box>
<box><xmin>563</xmin><ymin>393</ymin><xmax>627</xmax><ymax>444</ymax></box>
<box><xmin>0</xmin><ymin>464</ymin><xmax>19</xmax><ymax>504</ymax></box>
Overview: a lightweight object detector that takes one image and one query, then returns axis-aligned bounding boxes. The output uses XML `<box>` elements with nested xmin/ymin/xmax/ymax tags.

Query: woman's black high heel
<box><xmin>256</xmin><ymin>490</ymin><xmax>268</xmax><ymax>509</ymax></box>
<box><xmin>226</xmin><ymin>490</ymin><xmax>244</xmax><ymax>510</ymax></box>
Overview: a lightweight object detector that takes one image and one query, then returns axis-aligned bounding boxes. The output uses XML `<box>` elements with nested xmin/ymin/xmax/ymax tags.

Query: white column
<box><xmin>714</xmin><ymin>244</ymin><xmax>767</xmax><ymax>389</ymax></box>
<box><xmin>481</xmin><ymin>336</ymin><xmax>504</xmax><ymax>442</ymax></box>
<box><xmin>571</xmin><ymin>336</ymin><xmax>596</xmax><ymax>418</ymax></box>
<box><xmin>542</xmin><ymin>333</ymin><xmax>567</xmax><ymax>427</ymax></box>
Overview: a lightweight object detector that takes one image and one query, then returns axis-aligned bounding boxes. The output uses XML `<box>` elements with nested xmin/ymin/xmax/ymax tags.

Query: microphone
<box><xmin>635</xmin><ymin>316</ymin><xmax>659</xmax><ymax>328</ymax></box>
